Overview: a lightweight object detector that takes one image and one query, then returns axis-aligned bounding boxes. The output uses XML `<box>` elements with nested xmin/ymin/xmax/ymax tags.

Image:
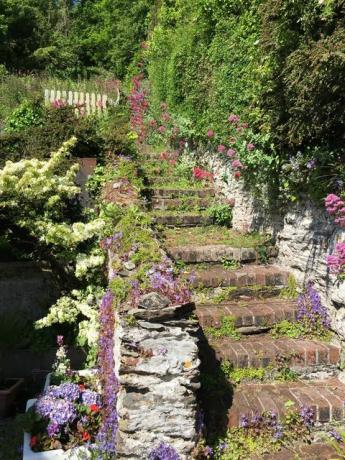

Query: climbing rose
<box><xmin>218</xmin><ymin>144</ymin><xmax>226</xmax><ymax>153</ymax></box>
<box><xmin>207</xmin><ymin>129</ymin><xmax>214</xmax><ymax>138</ymax></box>
<box><xmin>247</xmin><ymin>143</ymin><xmax>255</xmax><ymax>151</ymax></box>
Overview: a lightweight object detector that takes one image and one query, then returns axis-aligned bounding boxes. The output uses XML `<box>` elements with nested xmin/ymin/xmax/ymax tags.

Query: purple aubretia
<box><xmin>148</xmin><ymin>443</ymin><xmax>180</xmax><ymax>460</ymax></box>
<box><xmin>297</xmin><ymin>281</ymin><xmax>330</xmax><ymax>332</ymax></box>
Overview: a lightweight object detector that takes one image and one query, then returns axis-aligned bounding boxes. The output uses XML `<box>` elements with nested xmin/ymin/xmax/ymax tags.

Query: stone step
<box><xmin>208</xmin><ymin>335</ymin><xmax>341</xmax><ymax>372</ymax></box>
<box><xmin>152</xmin><ymin>212</ymin><xmax>213</xmax><ymax>227</ymax></box>
<box><xmin>228</xmin><ymin>377</ymin><xmax>345</xmax><ymax>427</ymax></box>
<box><xmin>168</xmin><ymin>245</ymin><xmax>257</xmax><ymax>263</ymax></box>
<box><xmin>196</xmin><ymin>299</ymin><xmax>298</xmax><ymax>331</ymax></box>
<box><xmin>151</xmin><ymin>197</ymin><xmax>212</xmax><ymax>211</ymax></box>
<box><xmin>187</xmin><ymin>264</ymin><xmax>289</xmax><ymax>289</ymax></box>
<box><xmin>252</xmin><ymin>442</ymin><xmax>344</xmax><ymax>460</ymax></box>
<box><xmin>147</xmin><ymin>188</ymin><xmax>215</xmax><ymax>199</ymax></box>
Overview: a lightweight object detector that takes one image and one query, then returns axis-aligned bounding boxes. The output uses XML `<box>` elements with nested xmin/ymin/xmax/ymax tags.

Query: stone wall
<box><xmin>199</xmin><ymin>150</ymin><xmax>345</xmax><ymax>339</ymax></box>
<box><xmin>109</xmin><ymin>259</ymin><xmax>200</xmax><ymax>458</ymax></box>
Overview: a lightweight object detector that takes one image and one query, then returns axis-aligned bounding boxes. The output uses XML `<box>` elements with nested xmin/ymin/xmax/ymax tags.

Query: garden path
<box><xmin>143</xmin><ymin>150</ymin><xmax>345</xmax><ymax>459</ymax></box>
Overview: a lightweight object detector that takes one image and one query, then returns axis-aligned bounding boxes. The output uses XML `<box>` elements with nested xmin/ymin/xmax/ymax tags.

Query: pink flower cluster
<box><xmin>128</xmin><ymin>73</ymin><xmax>149</xmax><ymax>143</ymax></box>
<box><xmin>326</xmin><ymin>243</ymin><xmax>345</xmax><ymax>276</ymax></box>
<box><xmin>206</xmin><ymin>113</ymin><xmax>254</xmax><ymax>180</ymax></box>
<box><xmin>325</xmin><ymin>194</ymin><xmax>345</xmax><ymax>228</ymax></box>
<box><xmin>193</xmin><ymin>167</ymin><xmax>214</xmax><ymax>182</ymax></box>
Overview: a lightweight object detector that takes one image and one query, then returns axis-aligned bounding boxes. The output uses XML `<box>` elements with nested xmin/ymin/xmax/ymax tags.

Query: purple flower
<box><xmin>306</xmin><ymin>159</ymin><xmax>316</xmax><ymax>169</ymax></box>
<box><xmin>35</xmin><ymin>396</ymin><xmax>77</xmax><ymax>426</ymax></box>
<box><xmin>46</xmin><ymin>383</ymin><xmax>80</xmax><ymax>402</ymax></box>
<box><xmin>204</xmin><ymin>446</ymin><xmax>214</xmax><ymax>457</ymax></box>
<box><xmin>329</xmin><ymin>429</ymin><xmax>342</xmax><ymax>442</ymax></box>
<box><xmin>297</xmin><ymin>282</ymin><xmax>330</xmax><ymax>330</ymax></box>
<box><xmin>148</xmin><ymin>442</ymin><xmax>180</xmax><ymax>460</ymax></box>
<box><xmin>57</xmin><ymin>335</ymin><xmax>64</xmax><ymax>347</ymax></box>
<box><xmin>240</xmin><ymin>414</ymin><xmax>249</xmax><ymax>428</ymax></box>
<box><xmin>299</xmin><ymin>405</ymin><xmax>314</xmax><ymax>428</ymax></box>
<box><xmin>81</xmin><ymin>389</ymin><xmax>101</xmax><ymax>406</ymax></box>
<box><xmin>47</xmin><ymin>422</ymin><xmax>60</xmax><ymax>437</ymax></box>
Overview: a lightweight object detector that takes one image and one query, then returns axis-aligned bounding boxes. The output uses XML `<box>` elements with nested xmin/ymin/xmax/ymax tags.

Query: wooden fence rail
<box><xmin>44</xmin><ymin>88</ymin><xmax>120</xmax><ymax>116</ymax></box>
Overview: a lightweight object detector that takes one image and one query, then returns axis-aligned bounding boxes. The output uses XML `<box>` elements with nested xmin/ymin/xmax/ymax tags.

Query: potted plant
<box><xmin>0</xmin><ymin>376</ymin><xmax>24</xmax><ymax>417</ymax></box>
<box><xmin>22</xmin><ymin>337</ymin><xmax>102</xmax><ymax>460</ymax></box>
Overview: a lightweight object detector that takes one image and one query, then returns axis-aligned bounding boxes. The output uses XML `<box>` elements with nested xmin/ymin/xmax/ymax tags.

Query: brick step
<box><xmin>228</xmin><ymin>377</ymin><xmax>345</xmax><ymax>427</ymax></box>
<box><xmin>186</xmin><ymin>264</ymin><xmax>289</xmax><ymax>288</ymax></box>
<box><xmin>151</xmin><ymin>197</ymin><xmax>212</xmax><ymax>211</ymax></box>
<box><xmin>168</xmin><ymin>244</ymin><xmax>257</xmax><ymax>263</ymax></box>
<box><xmin>146</xmin><ymin>188</ymin><xmax>215</xmax><ymax>199</ymax></box>
<box><xmin>207</xmin><ymin>335</ymin><xmax>341</xmax><ymax>372</ymax></box>
<box><xmin>196</xmin><ymin>299</ymin><xmax>298</xmax><ymax>331</ymax></box>
<box><xmin>252</xmin><ymin>442</ymin><xmax>344</xmax><ymax>460</ymax></box>
<box><xmin>152</xmin><ymin>212</ymin><xmax>213</xmax><ymax>227</ymax></box>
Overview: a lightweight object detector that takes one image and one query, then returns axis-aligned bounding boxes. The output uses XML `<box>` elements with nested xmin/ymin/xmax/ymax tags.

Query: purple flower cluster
<box><xmin>95</xmin><ymin>290</ymin><xmax>119</xmax><ymax>456</ymax></box>
<box><xmin>100</xmin><ymin>232</ymin><xmax>123</xmax><ymax>251</ymax></box>
<box><xmin>47</xmin><ymin>383</ymin><xmax>80</xmax><ymax>402</ymax></box>
<box><xmin>297</xmin><ymin>282</ymin><xmax>330</xmax><ymax>330</ymax></box>
<box><xmin>148</xmin><ymin>442</ymin><xmax>180</xmax><ymax>460</ymax></box>
<box><xmin>36</xmin><ymin>396</ymin><xmax>77</xmax><ymax>426</ymax></box>
<box><xmin>329</xmin><ymin>429</ymin><xmax>342</xmax><ymax>442</ymax></box>
<box><xmin>81</xmin><ymin>389</ymin><xmax>101</xmax><ymax>406</ymax></box>
<box><xmin>299</xmin><ymin>405</ymin><xmax>314</xmax><ymax>429</ymax></box>
<box><xmin>147</xmin><ymin>259</ymin><xmax>191</xmax><ymax>305</ymax></box>
<box><xmin>240</xmin><ymin>411</ymin><xmax>283</xmax><ymax>439</ymax></box>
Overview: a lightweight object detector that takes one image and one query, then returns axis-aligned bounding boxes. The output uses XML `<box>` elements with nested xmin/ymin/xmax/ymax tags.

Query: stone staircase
<box><xmin>143</xmin><ymin>153</ymin><xmax>345</xmax><ymax>459</ymax></box>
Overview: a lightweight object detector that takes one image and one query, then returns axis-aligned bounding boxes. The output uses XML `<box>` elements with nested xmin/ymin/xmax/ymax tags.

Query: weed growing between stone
<box><xmin>272</xmin><ymin>282</ymin><xmax>332</xmax><ymax>341</ymax></box>
<box><xmin>208</xmin><ymin>402</ymin><xmax>315</xmax><ymax>460</ymax></box>
<box><xmin>280</xmin><ymin>274</ymin><xmax>299</xmax><ymax>300</ymax></box>
<box><xmin>205</xmin><ymin>316</ymin><xmax>241</xmax><ymax>340</ymax></box>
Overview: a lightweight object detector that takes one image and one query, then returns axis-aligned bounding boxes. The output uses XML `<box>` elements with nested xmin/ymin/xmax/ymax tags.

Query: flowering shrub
<box><xmin>193</xmin><ymin>167</ymin><xmax>214</xmax><ymax>182</ymax></box>
<box><xmin>128</xmin><ymin>73</ymin><xmax>149</xmax><ymax>143</ymax></box>
<box><xmin>325</xmin><ymin>194</ymin><xmax>345</xmax><ymax>228</ymax></box>
<box><xmin>327</xmin><ymin>243</ymin><xmax>345</xmax><ymax>278</ymax></box>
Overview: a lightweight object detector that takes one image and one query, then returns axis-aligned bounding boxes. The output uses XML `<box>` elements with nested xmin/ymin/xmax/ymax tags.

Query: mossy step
<box><xmin>167</xmin><ymin>245</ymin><xmax>258</xmax><ymax>263</ymax></box>
<box><xmin>162</xmin><ymin>226</ymin><xmax>267</xmax><ymax>249</ymax></box>
<box><xmin>228</xmin><ymin>377</ymin><xmax>345</xmax><ymax>428</ymax></box>
<box><xmin>206</xmin><ymin>334</ymin><xmax>340</xmax><ymax>374</ymax></box>
<box><xmin>196</xmin><ymin>299</ymin><xmax>298</xmax><ymax>331</ymax></box>
<box><xmin>185</xmin><ymin>264</ymin><xmax>289</xmax><ymax>289</ymax></box>
<box><xmin>145</xmin><ymin>187</ymin><xmax>215</xmax><ymax>199</ymax></box>
<box><xmin>152</xmin><ymin>212</ymin><xmax>213</xmax><ymax>227</ymax></box>
<box><xmin>151</xmin><ymin>196</ymin><xmax>212</xmax><ymax>211</ymax></box>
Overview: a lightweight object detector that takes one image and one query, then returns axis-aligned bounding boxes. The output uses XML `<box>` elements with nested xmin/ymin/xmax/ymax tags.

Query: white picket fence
<box><xmin>44</xmin><ymin>88</ymin><xmax>120</xmax><ymax>115</ymax></box>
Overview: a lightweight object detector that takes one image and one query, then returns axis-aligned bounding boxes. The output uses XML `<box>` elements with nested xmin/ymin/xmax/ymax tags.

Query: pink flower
<box><xmin>228</xmin><ymin>114</ymin><xmax>240</xmax><ymax>123</ymax></box>
<box><xmin>207</xmin><ymin>129</ymin><xmax>215</xmax><ymax>138</ymax></box>
<box><xmin>158</xmin><ymin>126</ymin><xmax>166</xmax><ymax>134</ymax></box>
<box><xmin>227</xmin><ymin>149</ymin><xmax>236</xmax><ymax>157</ymax></box>
<box><xmin>149</xmin><ymin>119</ymin><xmax>157</xmax><ymax>127</ymax></box>
<box><xmin>162</xmin><ymin>112</ymin><xmax>171</xmax><ymax>122</ymax></box>
<box><xmin>247</xmin><ymin>143</ymin><xmax>255</xmax><ymax>151</ymax></box>
<box><xmin>232</xmin><ymin>159</ymin><xmax>243</xmax><ymax>169</ymax></box>
<box><xmin>218</xmin><ymin>144</ymin><xmax>226</xmax><ymax>153</ymax></box>
<box><xmin>242</xmin><ymin>123</ymin><xmax>249</xmax><ymax>129</ymax></box>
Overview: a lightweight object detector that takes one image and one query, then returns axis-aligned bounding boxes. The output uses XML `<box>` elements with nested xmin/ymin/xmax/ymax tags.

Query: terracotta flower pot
<box><xmin>0</xmin><ymin>378</ymin><xmax>24</xmax><ymax>417</ymax></box>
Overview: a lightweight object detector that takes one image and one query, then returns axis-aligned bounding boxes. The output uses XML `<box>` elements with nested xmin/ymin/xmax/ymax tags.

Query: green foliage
<box><xmin>220</xmin><ymin>361</ymin><xmax>265</xmax><ymax>384</ymax></box>
<box><xmin>221</xmin><ymin>258</ymin><xmax>241</xmax><ymax>270</ymax></box>
<box><xmin>5</xmin><ymin>99</ymin><xmax>43</xmax><ymax>132</ymax></box>
<box><xmin>280</xmin><ymin>275</ymin><xmax>299</xmax><ymax>300</ymax></box>
<box><xmin>205</xmin><ymin>315</ymin><xmax>241</xmax><ymax>340</ymax></box>
<box><xmin>208</xmin><ymin>204</ymin><xmax>233</xmax><ymax>227</ymax></box>
<box><xmin>271</xmin><ymin>319</ymin><xmax>332</xmax><ymax>342</ymax></box>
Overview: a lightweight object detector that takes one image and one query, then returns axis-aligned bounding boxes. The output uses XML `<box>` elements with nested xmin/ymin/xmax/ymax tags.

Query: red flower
<box><xmin>30</xmin><ymin>436</ymin><xmax>38</xmax><ymax>448</ymax></box>
<box><xmin>79</xmin><ymin>384</ymin><xmax>86</xmax><ymax>391</ymax></box>
<box><xmin>90</xmin><ymin>404</ymin><xmax>100</xmax><ymax>412</ymax></box>
<box><xmin>234</xmin><ymin>171</ymin><xmax>241</xmax><ymax>179</ymax></box>
<box><xmin>82</xmin><ymin>431</ymin><xmax>91</xmax><ymax>442</ymax></box>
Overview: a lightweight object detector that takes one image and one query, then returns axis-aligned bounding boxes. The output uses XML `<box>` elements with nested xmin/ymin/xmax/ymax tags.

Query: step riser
<box><xmin>150</xmin><ymin>189</ymin><xmax>215</xmax><ymax>199</ymax></box>
<box><xmin>197</xmin><ymin>304</ymin><xmax>298</xmax><ymax>330</ymax></box>
<box><xmin>153</xmin><ymin>215</ymin><xmax>212</xmax><ymax>227</ymax></box>
<box><xmin>169</xmin><ymin>246</ymin><xmax>257</xmax><ymax>264</ymax></box>
<box><xmin>190</xmin><ymin>271</ymin><xmax>289</xmax><ymax>289</ymax></box>
<box><xmin>227</xmin><ymin>379</ymin><xmax>345</xmax><ymax>428</ymax></box>
<box><xmin>152</xmin><ymin>198</ymin><xmax>211</xmax><ymax>211</ymax></box>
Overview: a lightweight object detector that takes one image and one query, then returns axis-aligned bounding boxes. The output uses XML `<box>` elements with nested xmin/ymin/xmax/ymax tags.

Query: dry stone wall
<box><xmin>199</xmin><ymin>150</ymin><xmax>345</xmax><ymax>339</ymax></box>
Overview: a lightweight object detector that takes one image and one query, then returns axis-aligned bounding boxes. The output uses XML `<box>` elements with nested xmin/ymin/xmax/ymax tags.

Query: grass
<box><xmin>161</xmin><ymin>226</ymin><xmax>266</xmax><ymax>248</ymax></box>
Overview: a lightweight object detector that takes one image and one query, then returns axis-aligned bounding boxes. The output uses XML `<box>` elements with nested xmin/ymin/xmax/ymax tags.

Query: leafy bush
<box><xmin>208</xmin><ymin>204</ymin><xmax>233</xmax><ymax>226</ymax></box>
<box><xmin>4</xmin><ymin>99</ymin><xmax>44</xmax><ymax>132</ymax></box>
